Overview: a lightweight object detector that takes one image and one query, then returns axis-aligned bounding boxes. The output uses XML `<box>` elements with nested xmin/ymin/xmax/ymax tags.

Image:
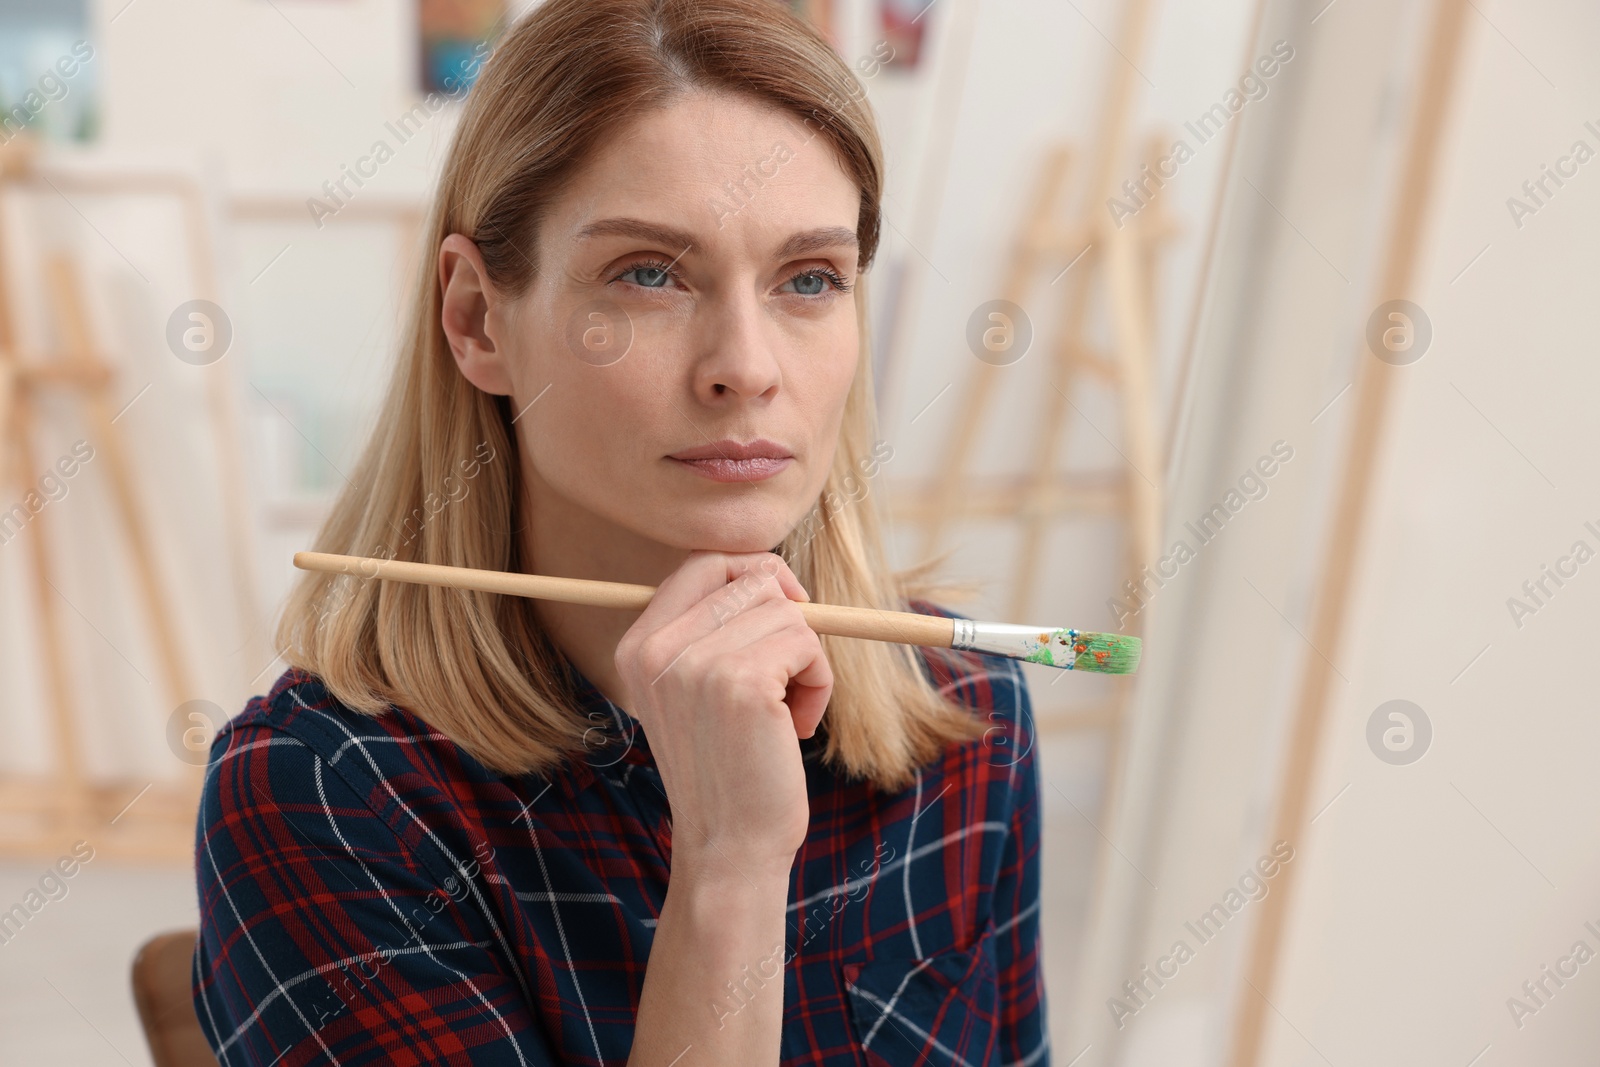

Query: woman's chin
<box><xmin>647</xmin><ymin>506</ymin><xmax>799</xmax><ymax>555</ymax></box>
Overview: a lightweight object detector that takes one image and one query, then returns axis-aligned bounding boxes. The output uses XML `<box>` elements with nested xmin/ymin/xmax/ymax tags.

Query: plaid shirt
<box><xmin>192</xmin><ymin>600</ymin><xmax>1050</xmax><ymax>1066</ymax></box>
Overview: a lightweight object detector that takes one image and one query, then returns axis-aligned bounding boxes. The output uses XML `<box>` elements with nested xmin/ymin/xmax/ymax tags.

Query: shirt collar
<box><xmin>559</xmin><ymin>658</ymin><xmax>656</xmax><ymax>770</ymax></box>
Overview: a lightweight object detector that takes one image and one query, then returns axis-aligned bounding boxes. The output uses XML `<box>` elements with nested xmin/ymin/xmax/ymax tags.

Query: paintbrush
<box><xmin>293</xmin><ymin>551</ymin><xmax>1141</xmax><ymax>674</ymax></box>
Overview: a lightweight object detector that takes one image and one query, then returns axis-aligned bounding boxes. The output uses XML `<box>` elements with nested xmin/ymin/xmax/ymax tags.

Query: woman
<box><xmin>193</xmin><ymin>1</ymin><xmax>1048</xmax><ymax>1064</ymax></box>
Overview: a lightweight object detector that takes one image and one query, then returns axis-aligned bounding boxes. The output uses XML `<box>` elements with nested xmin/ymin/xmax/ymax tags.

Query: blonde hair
<box><xmin>275</xmin><ymin>0</ymin><xmax>987</xmax><ymax>793</ymax></box>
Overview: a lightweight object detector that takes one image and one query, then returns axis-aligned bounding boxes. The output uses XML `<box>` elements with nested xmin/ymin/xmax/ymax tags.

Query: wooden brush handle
<box><xmin>293</xmin><ymin>551</ymin><xmax>956</xmax><ymax>650</ymax></box>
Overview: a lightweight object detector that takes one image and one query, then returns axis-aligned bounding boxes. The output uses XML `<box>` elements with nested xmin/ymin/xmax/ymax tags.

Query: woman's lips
<box><xmin>666</xmin><ymin>438</ymin><xmax>793</xmax><ymax>482</ymax></box>
<box><xmin>667</xmin><ymin>455</ymin><xmax>793</xmax><ymax>482</ymax></box>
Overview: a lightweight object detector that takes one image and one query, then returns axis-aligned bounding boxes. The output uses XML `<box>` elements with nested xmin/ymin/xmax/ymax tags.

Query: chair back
<box><xmin>131</xmin><ymin>929</ymin><xmax>220</xmax><ymax>1067</ymax></box>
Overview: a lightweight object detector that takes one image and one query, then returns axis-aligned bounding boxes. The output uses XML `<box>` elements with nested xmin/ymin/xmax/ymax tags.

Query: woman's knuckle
<box><xmin>635</xmin><ymin>631</ymin><xmax>672</xmax><ymax>675</ymax></box>
<box><xmin>682</xmin><ymin>642</ymin><xmax>711</xmax><ymax>677</ymax></box>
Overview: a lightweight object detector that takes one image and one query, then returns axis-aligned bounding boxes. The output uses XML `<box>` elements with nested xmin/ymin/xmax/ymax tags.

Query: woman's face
<box><xmin>443</xmin><ymin>90</ymin><xmax>862</xmax><ymax>559</ymax></box>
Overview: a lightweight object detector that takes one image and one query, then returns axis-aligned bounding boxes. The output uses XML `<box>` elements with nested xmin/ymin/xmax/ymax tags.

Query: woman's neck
<box><xmin>519</xmin><ymin>465</ymin><xmax>688</xmax><ymax>709</ymax></box>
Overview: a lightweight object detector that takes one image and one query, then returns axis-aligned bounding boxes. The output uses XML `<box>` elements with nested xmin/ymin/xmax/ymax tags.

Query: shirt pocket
<box><xmin>841</xmin><ymin>924</ymin><xmax>1000</xmax><ymax>1067</ymax></box>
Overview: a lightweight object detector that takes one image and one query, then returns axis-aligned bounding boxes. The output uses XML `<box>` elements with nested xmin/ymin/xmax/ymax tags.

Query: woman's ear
<box><xmin>439</xmin><ymin>233</ymin><xmax>515</xmax><ymax>395</ymax></box>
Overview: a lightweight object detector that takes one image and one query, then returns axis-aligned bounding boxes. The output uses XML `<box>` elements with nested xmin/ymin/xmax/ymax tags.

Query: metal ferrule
<box><xmin>950</xmin><ymin>620</ymin><xmax>1082</xmax><ymax>669</ymax></box>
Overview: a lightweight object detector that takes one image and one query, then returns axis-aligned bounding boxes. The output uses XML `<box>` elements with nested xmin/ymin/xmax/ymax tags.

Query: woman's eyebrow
<box><xmin>572</xmin><ymin>217</ymin><xmax>858</xmax><ymax>259</ymax></box>
<box><xmin>773</xmin><ymin>225</ymin><xmax>858</xmax><ymax>259</ymax></box>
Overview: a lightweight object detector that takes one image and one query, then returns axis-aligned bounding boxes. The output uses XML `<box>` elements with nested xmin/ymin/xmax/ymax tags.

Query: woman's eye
<box><xmin>617</xmin><ymin>263</ymin><xmax>676</xmax><ymax>289</ymax></box>
<box><xmin>781</xmin><ymin>269</ymin><xmax>850</xmax><ymax>297</ymax></box>
<box><xmin>788</xmin><ymin>272</ymin><xmax>828</xmax><ymax>296</ymax></box>
<box><xmin>613</xmin><ymin>262</ymin><xmax>850</xmax><ymax>297</ymax></box>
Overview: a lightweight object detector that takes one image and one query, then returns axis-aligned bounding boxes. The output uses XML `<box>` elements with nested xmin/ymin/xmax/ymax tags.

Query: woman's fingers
<box><xmin>634</xmin><ymin>552</ymin><xmax>799</xmax><ymax>634</ymax></box>
<box><xmin>780</xmin><ymin>606</ymin><xmax>833</xmax><ymax>739</ymax></box>
<box><xmin>629</xmin><ymin>551</ymin><xmax>756</xmax><ymax>633</ymax></box>
<box><xmin>642</xmin><ymin>586</ymin><xmax>833</xmax><ymax>740</ymax></box>
<box><xmin>611</xmin><ymin>549</ymin><xmax>833</xmax><ymax>871</ymax></box>
<box><xmin>707</xmin><ymin>598</ymin><xmax>834</xmax><ymax>738</ymax></box>
<box><xmin>640</xmin><ymin>551</ymin><xmax>810</xmax><ymax>657</ymax></box>
<box><xmin>784</xmin><ymin>651</ymin><xmax>833</xmax><ymax>739</ymax></box>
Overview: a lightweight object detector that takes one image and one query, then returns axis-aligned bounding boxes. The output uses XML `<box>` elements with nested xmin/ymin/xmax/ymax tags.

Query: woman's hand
<box><xmin>613</xmin><ymin>550</ymin><xmax>832</xmax><ymax>878</ymax></box>
<box><xmin>616</xmin><ymin>551</ymin><xmax>825</xmax><ymax>1066</ymax></box>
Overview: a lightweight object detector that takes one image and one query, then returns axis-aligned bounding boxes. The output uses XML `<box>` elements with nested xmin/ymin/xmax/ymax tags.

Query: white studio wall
<box><xmin>1068</xmin><ymin>1</ymin><xmax>1600</xmax><ymax>1065</ymax></box>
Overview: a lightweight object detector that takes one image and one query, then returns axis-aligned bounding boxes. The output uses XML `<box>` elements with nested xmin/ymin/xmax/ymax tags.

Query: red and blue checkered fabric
<box><xmin>192</xmin><ymin>600</ymin><xmax>1050</xmax><ymax>1065</ymax></box>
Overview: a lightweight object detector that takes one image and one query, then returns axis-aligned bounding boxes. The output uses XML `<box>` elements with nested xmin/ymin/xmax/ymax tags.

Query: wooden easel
<box><xmin>889</xmin><ymin>0</ymin><xmax>1172</xmax><ymax>759</ymax></box>
<box><xmin>888</xmin><ymin>0</ymin><xmax>1174</xmax><ymax>1035</ymax></box>
<box><xmin>0</xmin><ymin>132</ymin><xmax>243</xmax><ymax>860</ymax></box>
<box><xmin>894</xmin><ymin>0</ymin><xmax>1169</xmax><ymax>627</ymax></box>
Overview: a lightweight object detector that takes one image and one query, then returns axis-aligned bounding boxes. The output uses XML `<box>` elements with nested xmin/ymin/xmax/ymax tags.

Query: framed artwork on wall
<box><xmin>0</xmin><ymin>0</ymin><xmax>98</xmax><ymax>144</ymax></box>
<box><xmin>419</xmin><ymin>0</ymin><xmax>505</xmax><ymax>95</ymax></box>
<box><xmin>878</xmin><ymin>0</ymin><xmax>934</xmax><ymax>69</ymax></box>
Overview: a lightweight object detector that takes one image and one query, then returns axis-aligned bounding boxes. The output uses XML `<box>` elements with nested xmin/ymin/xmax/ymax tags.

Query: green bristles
<box><xmin>1069</xmin><ymin>631</ymin><xmax>1141</xmax><ymax>674</ymax></box>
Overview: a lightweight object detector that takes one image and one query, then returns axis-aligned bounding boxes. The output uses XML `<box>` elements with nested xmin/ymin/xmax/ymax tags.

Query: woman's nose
<box><xmin>691</xmin><ymin>297</ymin><xmax>782</xmax><ymax>402</ymax></box>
